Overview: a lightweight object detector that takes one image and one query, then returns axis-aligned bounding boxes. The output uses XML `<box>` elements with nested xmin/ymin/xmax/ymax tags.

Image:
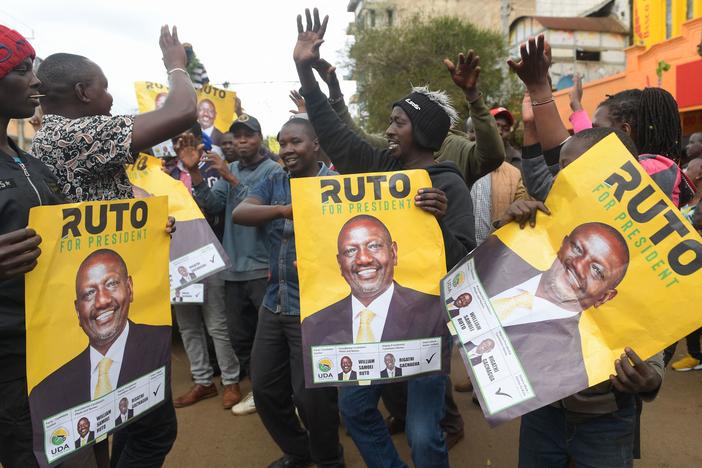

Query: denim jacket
<box><xmin>249</xmin><ymin>163</ymin><xmax>337</xmax><ymax>315</ymax></box>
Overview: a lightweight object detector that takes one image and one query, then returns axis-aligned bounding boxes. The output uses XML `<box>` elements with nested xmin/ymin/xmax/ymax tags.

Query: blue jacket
<box><xmin>249</xmin><ymin>163</ymin><xmax>337</xmax><ymax>315</ymax></box>
<box><xmin>193</xmin><ymin>157</ymin><xmax>283</xmax><ymax>281</ymax></box>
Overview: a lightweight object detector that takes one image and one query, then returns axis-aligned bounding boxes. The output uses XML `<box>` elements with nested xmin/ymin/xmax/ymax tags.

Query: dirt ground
<box><xmin>165</xmin><ymin>340</ymin><xmax>702</xmax><ymax>467</ymax></box>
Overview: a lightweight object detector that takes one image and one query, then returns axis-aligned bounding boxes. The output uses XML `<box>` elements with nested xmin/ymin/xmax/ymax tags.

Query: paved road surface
<box><xmin>165</xmin><ymin>340</ymin><xmax>702</xmax><ymax>467</ymax></box>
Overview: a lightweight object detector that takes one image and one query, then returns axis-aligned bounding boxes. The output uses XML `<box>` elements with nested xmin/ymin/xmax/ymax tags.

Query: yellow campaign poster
<box><xmin>126</xmin><ymin>154</ymin><xmax>229</xmax><ymax>292</ymax></box>
<box><xmin>26</xmin><ymin>197</ymin><xmax>171</xmax><ymax>466</ymax></box>
<box><xmin>293</xmin><ymin>170</ymin><xmax>448</xmax><ymax>387</ymax></box>
<box><xmin>134</xmin><ymin>81</ymin><xmax>237</xmax><ymax>151</ymax></box>
<box><xmin>441</xmin><ymin>134</ymin><xmax>702</xmax><ymax>424</ymax></box>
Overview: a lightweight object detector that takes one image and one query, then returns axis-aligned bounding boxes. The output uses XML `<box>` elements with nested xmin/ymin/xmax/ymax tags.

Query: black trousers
<box><xmin>110</xmin><ymin>396</ymin><xmax>177</xmax><ymax>468</ymax></box>
<box><xmin>381</xmin><ymin>375</ymin><xmax>464</xmax><ymax>434</ymax></box>
<box><xmin>225</xmin><ymin>278</ymin><xmax>268</xmax><ymax>378</ymax></box>
<box><xmin>686</xmin><ymin>328</ymin><xmax>702</xmax><ymax>360</ymax></box>
<box><xmin>0</xmin><ymin>377</ymin><xmax>38</xmax><ymax>468</ymax></box>
<box><xmin>251</xmin><ymin>308</ymin><xmax>343</xmax><ymax>467</ymax></box>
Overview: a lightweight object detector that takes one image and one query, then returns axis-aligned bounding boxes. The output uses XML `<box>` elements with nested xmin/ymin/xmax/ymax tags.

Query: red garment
<box><xmin>0</xmin><ymin>25</ymin><xmax>35</xmax><ymax>79</ymax></box>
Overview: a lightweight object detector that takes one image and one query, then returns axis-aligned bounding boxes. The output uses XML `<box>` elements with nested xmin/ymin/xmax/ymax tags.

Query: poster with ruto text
<box><xmin>26</xmin><ymin>197</ymin><xmax>171</xmax><ymax>466</ymax></box>
<box><xmin>134</xmin><ymin>81</ymin><xmax>237</xmax><ymax>156</ymax></box>
<box><xmin>294</xmin><ymin>170</ymin><xmax>449</xmax><ymax>387</ymax></box>
<box><xmin>442</xmin><ymin>134</ymin><xmax>702</xmax><ymax>425</ymax></box>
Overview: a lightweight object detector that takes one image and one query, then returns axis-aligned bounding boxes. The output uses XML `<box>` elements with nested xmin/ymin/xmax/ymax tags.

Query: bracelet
<box><xmin>531</xmin><ymin>97</ymin><xmax>555</xmax><ymax>106</ymax></box>
<box><xmin>328</xmin><ymin>94</ymin><xmax>344</xmax><ymax>105</ymax></box>
<box><xmin>167</xmin><ymin>67</ymin><xmax>188</xmax><ymax>76</ymax></box>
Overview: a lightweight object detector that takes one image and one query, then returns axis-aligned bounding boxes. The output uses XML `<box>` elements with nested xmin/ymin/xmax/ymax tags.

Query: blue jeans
<box><xmin>519</xmin><ymin>397</ymin><xmax>636</xmax><ymax>468</ymax></box>
<box><xmin>339</xmin><ymin>374</ymin><xmax>448</xmax><ymax>468</ymax></box>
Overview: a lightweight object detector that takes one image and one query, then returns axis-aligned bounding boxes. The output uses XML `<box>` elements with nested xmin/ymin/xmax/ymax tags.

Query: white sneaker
<box><xmin>231</xmin><ymin>391</ymin><xmax>256</xmax><ymax>415</ymax></box>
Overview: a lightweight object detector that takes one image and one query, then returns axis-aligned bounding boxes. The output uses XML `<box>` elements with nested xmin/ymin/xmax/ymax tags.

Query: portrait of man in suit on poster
<box><xmin>445</xmin><ymin>292</ymin><xmax>472</xmax><ymax>319</ymax></box>
<box><xmin>302</xmin><ymin>215</ymin><xmax>447</xmax><ymax>348</ymax></box>
<box><xmin>465</xmin><ymin>338</ymin><xmax>495</xmax><ymax>366</ymax></box>
<box><xmin>30</xmin><ymin>249</ymin><xmax>171</xmax><ymax>433</ymax></box>
<box><xmin>74</xmin><ymin>417</ymin><xmax>94</xmax><ymax>448</ymax></box>
<box><xmin>380</xmin><ymin>353</ymin><xmax>402</xmax><ymax>378</ymax></box>
<box><xmin>471</xmin><ymin>222</ymin><xmax>629</xmax><ymax>420</ymax></box>
<box><xmin>115</xmin><ymin>397</ymin><xmax>134</xmax><ymax>427</ymax></box>
<box><xmin>337</xmin><ymin>356</ymin><xmax>357</xmax><ymax>381</ymax></box>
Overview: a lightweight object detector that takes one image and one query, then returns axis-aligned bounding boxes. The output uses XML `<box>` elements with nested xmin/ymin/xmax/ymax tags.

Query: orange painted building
<box><xmin>554</xmin><ymin>16</ymin><xmax>702</xmax><ymax>136</ymax></box>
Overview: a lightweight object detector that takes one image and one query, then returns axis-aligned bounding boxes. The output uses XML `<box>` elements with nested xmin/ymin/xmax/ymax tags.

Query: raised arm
<box><xmin>507</xmin><ymin>35</ymin><xmax>569</xmax><ymax>151</ymax></box>
<box><xmin>520</xmin><ymin>93</ymin><xmax>556</xmax><ymax>201</ymax></box>
<box><xmin>294</xmin><ymin>9</ymin><xmax>394</xmax><ymax>173</ymax></box>
<box><xmin>131</xmin><ymin>26</ymin><xmax>197</xmax><ymax>153</ymax></box>
<box><xmin>443</xmin><ymin>51</ymin><xmax>505</xmax><ymax>182</ymax></box>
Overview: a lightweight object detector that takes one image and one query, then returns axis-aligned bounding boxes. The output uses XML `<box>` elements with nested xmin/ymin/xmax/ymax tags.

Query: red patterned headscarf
<box><xmin>0</xmin><ymin>25</ymin><xmax>36</xmax><ymax>79</ymax></box>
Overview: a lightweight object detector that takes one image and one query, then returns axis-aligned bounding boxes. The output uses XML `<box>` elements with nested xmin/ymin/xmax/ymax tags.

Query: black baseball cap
<box><xmin>230</xmin><ymin>113</ymin><xmax>262</xmax><ymax>134</ymax></box>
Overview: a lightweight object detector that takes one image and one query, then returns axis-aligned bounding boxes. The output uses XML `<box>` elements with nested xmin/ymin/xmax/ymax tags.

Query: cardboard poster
<box><xmin>126</xmin><ymin>153</ymin><xmax>229</xmax><ymax>291</ymax></box>
<box><xmin>26</xmin><ymin>197</ymin><xmax>171</xmax><ymax>466</ymax></box>
<box><xmin>294</xmin><ymin>170</ymin><xmax>448</xmax><ymax>387</ymax></box>
<box><xmin>134</xmin><ymin>81</ymin><xmax>237</xmax><ymax>155</ymax></box>
<box><xmin>442</xmin><ymin>134</ymin><xmax>702</xmax><ymax>424</ymax></box>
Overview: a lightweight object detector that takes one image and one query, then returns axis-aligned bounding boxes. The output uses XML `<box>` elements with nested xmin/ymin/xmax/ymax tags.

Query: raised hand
<box><xmin>159</xmin><ymin>25</ymin><xmax>187</xmax><ymax>72</ymax></box>
<box><xmin>569</xmin><ymin>74</ymin><xmax>584</xmax><ymax>112</ymax></box>
<box><xmin>174</xmin><ymin>133</ymin><xmax>203</xmax><ymax>171</ymax></box>
<box><xmin>289</xmin><ymin>90</ymin><xmax>306</xmax><ymax>114</ymax></box>
<box><xmin>507</xmin><ymin>34</ymin><xmax>551</xmax><ymax>95</ymax></box>
<box><xmin>293</xmin><ymin>8</ymin><xmax>329</xmax><ymax>67</ymax></box>
<box><xmin>444</xmin><ymin>50</ymin><xmax>480</xmax><ymax>100</ymax></box>
<box><xmin>313</xmin><ymin>58</ymin><xmax>342</xmax><ymax>99</ymax></box>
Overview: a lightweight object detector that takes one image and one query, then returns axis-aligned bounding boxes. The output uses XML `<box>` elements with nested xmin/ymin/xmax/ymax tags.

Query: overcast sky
<box><xmin>3</xmin><ymin>1</ymin><xmax>356</xmax><ymax>137</ymax></box>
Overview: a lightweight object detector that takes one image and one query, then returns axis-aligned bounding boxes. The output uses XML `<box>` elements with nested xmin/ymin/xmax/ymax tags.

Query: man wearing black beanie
<box><xmin>293</xmin><ymin>8</ymin><xmax>484</xmax><ymax>467</ymax></box>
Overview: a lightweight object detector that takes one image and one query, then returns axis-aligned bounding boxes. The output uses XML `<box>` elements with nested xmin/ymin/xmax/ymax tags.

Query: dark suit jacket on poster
<box><xmin>338</xmin><ymin>371</ymin><xmax>357</xmax><ymax>381</ymax></box>
<box><xmin>115</xmin><ymin>409</ymin><xmax>134</xmax><ymax>426</ymax></box>
<box><xmin>380</xmin><ymin>367</ymin><xmax>402</xmax><ymax>378</ymax></box>
<box><xmin>472</xmin><ymin>235</ymin><xmax>589</xmax><ymax>423</ymax></box>
<box><xmin>74</xmin><ymin>431</ymin><xmax>94</xmax><ymax>449</ymax></box>
<box><xmin>29</xmin><ymin>322</ymin><xmax>171</xmax><ymax>463</ymax></box>
<box><xmin>301</xmin><ymin>282</ymin><xmax>450</xmax><ymax>386</ymax></box>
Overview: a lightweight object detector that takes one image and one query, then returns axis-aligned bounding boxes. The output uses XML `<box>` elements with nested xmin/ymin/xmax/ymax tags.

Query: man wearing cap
<box><xmin>0</xmin><ymin>24</ymin><xmax>66</xmax><ymax>468</ymax></box>
<box><xmin>294</xmin><ymin>9</ymin><xmax>478</xmax><ymax>466</ymax></box>
<box><xmin>491</xmin><ymin>106</ymin><xmax>523</xmax><ymax>171</ymax></box>
<box><xmin>183</xmin><ymin>113</ymin><xmax>283</xmax><ymax>415</ymax></box>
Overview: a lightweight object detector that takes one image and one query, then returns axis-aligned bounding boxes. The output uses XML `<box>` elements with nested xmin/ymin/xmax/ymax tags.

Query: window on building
<box><xmin>666</xmin><ymin>0</ymin><xmax>673</xmax><ymax>38</ymax></box>
<box><xmin>370</xmin><ymin>9</ymin><xmax>376</xmax><ymax>28</ymax></box>
<box><xmin>687</xmin><ymin>0</ymin><xmax>695</xmax><ymax>20</ymax></box>
<box><xmin>387</xmin><ymin>9</ymin><xmax>394</xmax><ymax>27</ymax></box>
<box><xmin>575</xmin><ymin>49</ymin><xmax>601</xmax><ymax>61</ymax></box>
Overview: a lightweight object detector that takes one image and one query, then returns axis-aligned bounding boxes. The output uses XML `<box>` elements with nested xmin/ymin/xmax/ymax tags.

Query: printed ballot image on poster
<box><xmin>25</xmin><ymin>197</ymin><xmax>171</xmax><ymax>466</ymax></box>
<box><xmin>134</xmin><ymin>81</ymin><xmax>237</xmax><ymax>153</ymax></box>
<box><xmin>442</xmin><ymin>134</ymin><xmax>702</xmax><ymax>425</ymax></box>
<box><xmin>126</xmin><ymin>153</ymin><xmax>229</xmax><ymax>291</ymax></box>
<box><xmin>293</xmin><ymin>170</ymin><xmax>448</xmax><ymax>387</ymax></box>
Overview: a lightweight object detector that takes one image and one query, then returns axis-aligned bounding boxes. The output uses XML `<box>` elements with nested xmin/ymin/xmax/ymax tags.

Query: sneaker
<box><xmin>222</xmin><ymin>383</ymin><xmax>242</xmax><ymax>409</ymax></box>
<box><xmin>173</xmin><ymin>383</ymin><xmax>218</xmax><ymax>408</ymax></box>
<box><xmin>672</xmin><ymin>355</ymin><xmax>702</xmax><ymax>371</ymax></box>
<box><xmin>231</xmin><ymin>391</ymin><xmax>256</xmax><ymax>415</ymax></box>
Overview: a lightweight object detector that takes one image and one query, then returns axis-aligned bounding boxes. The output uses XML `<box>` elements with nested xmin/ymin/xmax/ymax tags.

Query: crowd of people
<box><xmin>1</xmin><ymin>6</ymin><xmax>701</xmax><ymax>468</ymax></box>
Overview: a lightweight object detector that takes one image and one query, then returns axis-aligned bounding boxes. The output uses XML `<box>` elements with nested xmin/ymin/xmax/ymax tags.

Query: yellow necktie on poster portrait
<box><xmin>94</xmin><ymin>357</ymin><xmax>113</xmax><ymax>398</ymax></box>
<box><xmin>491</xmin><ymin>290</ymin><xmax>533</xmax><ymax>323</ymax></box>
<box><xmin>356</xmin><ymin>309</ymin><xmax>377</xmax><ymax>343</ymax></box>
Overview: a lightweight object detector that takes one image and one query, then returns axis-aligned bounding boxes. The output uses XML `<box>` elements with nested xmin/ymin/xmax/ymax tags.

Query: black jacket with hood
<box><xmin>0</xmin><ymin>138</ymin><xmax>64</xmax><ymax>382</ymax></box>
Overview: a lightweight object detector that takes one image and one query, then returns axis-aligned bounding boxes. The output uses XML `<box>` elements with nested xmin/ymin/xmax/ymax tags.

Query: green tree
<box><xmin>348</xmin><ymin>15</ymin><xmax>514</xmax><ymax>133</ymax></box>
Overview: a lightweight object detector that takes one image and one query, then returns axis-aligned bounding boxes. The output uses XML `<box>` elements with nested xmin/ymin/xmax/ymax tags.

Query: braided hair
<box><xmin>598</xmin><ymin>88</ymin><xmax>682</xmax><ymax>162</ymax></box>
